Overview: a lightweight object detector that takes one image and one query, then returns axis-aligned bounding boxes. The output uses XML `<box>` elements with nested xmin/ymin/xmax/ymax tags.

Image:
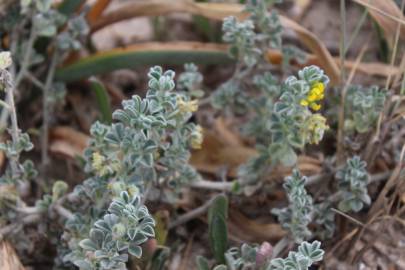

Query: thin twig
<box><xmin>337</xmin><ymin>0</ymin><xmax>346</xmax><ymax>165</ymax></box>
<box><xmin>368</xmin><ymin>144</ymin><xmax>405</xmax><ymax>216</ymax></box>
<box><xmin>190</xmin><ymin>179</ymin><xmax>233</xmax><ymax>192</ymax></box>
<box><xmin>271</xmin><ymin>236</ymin><xmax>290</xmax><ymax>259</ymax></box>
<box><xmin>344</xmin><ymin>7</ymin><xmax>369</xmax><ymax>54</ymax></box>
<box><xmin>53</xmin><ymin>203</ymin><xmax>74</xmax><ymax>220</ymax></box>
<box><xmin>14</xmin><ymin>28</ymin><xmax>36</xmax><ymax>87</ymax></box>
<box><xmin>0</xmin><ymin>26</ymin><xmax>18</xmax><ymax>131</ymax></box>
<box><xmin>364</xmin><ymin>0</ymin><xmax>405</xmax><ymax>165</ymax></box>
<box><xmin>25</xmin><ymin>71</ymin><xmax>45</xmax><ymax>90</ymax></box>
<box><xmin>332</xmin><ymin>208</ymin><xmax>365</xmax><ymax>227</ymax></box>
<box><xmin>4</xmin><ymin>70</ymin><xmax>20</xmax><ymax>175</ymax></box>
<box><xmin>385</xmin><ymin>0</ymin><xmax>405</xmax><ymax>89</ymax></box>
<box><xmin>352</xmin><ymin>0</ymin><xmax>405</xmax><ymax>26</ymax></box>
<box><xmin>340</xmin><ymin>0</ymin><xmax>347</xmax><ymax>85</ymax></box>
<box><xmin>168</xmin><ymin>196</ymin><xmax>216</xmax><ymax>229</ymax></box>
<box><xmin>336</xmin><ymin>43</ymin><xmax>369</xmax><ymax>164</ymax></box>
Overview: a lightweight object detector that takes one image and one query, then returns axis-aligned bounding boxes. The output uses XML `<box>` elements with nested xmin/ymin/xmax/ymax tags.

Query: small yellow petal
<box><xmin>313</xmin><ymin>82</ymin><xmax>324</xmax><ymax>92</ymax></box>
<box><xmin>310</xmin><ymin>103</ymin><xmax>321</xmax><ymax>111</ymax></box>
<box><xmin>300</xmin><ymin>99</ymin><xmax>309</xmax><ymax>106</ymax></box>
<box><xmin>307</xmin><ymin>94</ymin><xmax>317</xmax><ymax>102</ymax></box>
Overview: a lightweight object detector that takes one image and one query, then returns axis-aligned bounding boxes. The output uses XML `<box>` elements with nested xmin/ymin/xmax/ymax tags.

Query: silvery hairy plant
<box><xmin>344</xmin><ymin>85</ymin><xmax>387</xmax><ymax>134</ymax></box>
<box><xmin>271</xmin><ymin>170</ymin><xmax>314</xmax><ymax>243</ymax></box>
<box><xmin>273</xmin><ymin>156</ymin><xmax>370</xmax><ymax>243</ymax></box>
<box><xmin>62</xmin><ymin>66</ymin><xmax>203</xmax><ymax>269</ymax></box>
<box><xmin>211</xmin><ymin>0</ymin><xmax>285</xmax><ymax>115</ymax></box>
<box><xmin>211</xmin><ymin>0</ymin><xmax>325</xmax><ymax>190</ymax></box>
<box><xmin>335</xmin><ymin>156</ymin><xmax>370</xmax><ymax>212</ymax></box>
<box><xmin>1</xmin><ymin>1</ymin><xmax>89</xmax><ymax>182</ymax></box>
<box><xmin>198</xmin><ymin>240</ymin><xmax>324</xmax><ymax>270</ymax></box>
<box><xmin>73</xmin><ymin>191</ymin><xmax>155</xmax><ymax>270</ymax></box>
<box><xmin>0</xmin><ymin>51</ymin><xmax>40</xmax><ymax>254</ymax></box>
<box><xmin>268</xmin><ymin>241</ymin><xmax>324</xmax><ymax>270</ymax></box>
<box><xmin>237</xmin><ymin>66</ymin><xmax>330</xmax><ymax>189</ymax></box>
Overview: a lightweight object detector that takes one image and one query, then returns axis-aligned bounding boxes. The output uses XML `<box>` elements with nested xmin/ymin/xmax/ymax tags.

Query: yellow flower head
<box><xmin>177</xmin><ymin>96</ymin><xmax>198</xmax><ymax>113</ymax></box>
<box><xmin>190</xmin><ymin>125</ymin><xmax>203</xmax><ymax>149</ymax></box>
<box><xmin>304</xmin><ymin>114</ymin><xmax>329</xmax><ymax>144</ymax></box>
<box><xmin>300</xmin><ymin>82</ymin><xmax>325</xmax><ymax>111</ymax></box>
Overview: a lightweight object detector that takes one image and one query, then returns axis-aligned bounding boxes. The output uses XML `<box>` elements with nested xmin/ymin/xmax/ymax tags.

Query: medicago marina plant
<box><xmin>0</xmin><ymin>0</ymin><xmax>403</xmax><ymax>269</ymax></box>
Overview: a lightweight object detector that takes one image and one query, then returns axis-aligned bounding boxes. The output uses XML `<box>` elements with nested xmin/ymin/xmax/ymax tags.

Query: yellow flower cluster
<box><xmin>300</xmin><ymin>82</ymin><xmax>325</xmax><ymax>111</ymax></box>
<box><xmin>108</xmin><ymin>182</ymin><xmax>139</xmax><ymax>197</ymax></box>
<box><xmin>92</xmin><ymin>152</ymin><xmax>106</xmax><ymax>175</ymax></box>
<box><xmin>304</xmin><ymin>114</ymin><xmax>329</xmax><ymax>144</ymax></box>
<box><xmin>92</xmin><ymin>152</ymin><xmax>120</xmax><ymax>176</ymax></box>
<box><xmin>190</xmin><ymin>125</ymin><xmax>203</xmax><ymax>149</ymax></box>
<box><xmin>177</xmin><ymin>96</ymin><xmax>198</xmax><ymax>113</ymax></box>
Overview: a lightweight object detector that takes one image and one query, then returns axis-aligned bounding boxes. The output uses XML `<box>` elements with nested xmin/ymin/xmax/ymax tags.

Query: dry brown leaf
<box><xmin>278</xmin><ymin>16</ymin><xmax>340</xmax><ymax>84</ymax></box>
<box><xmin>190</xmin><ymin>130</ymin><xmax>257</xmax><ymax>177</ymax></box>
<box><xmin>291</xmin><ymin>0</ymin><xmax>312</xmax><ymax>19</ymax></box>
<box><xmin>228</xmin><ymin>209</ymin><xmax>285</xmax><ymax>242</ymax></box>
<box><xmin>90</xmin><ymin>1</ymin><xmax>245</xmax><ymax>31</ymax></box>
<box><xmin>267</xmin><ymin>49</ymin><xmax>401</xmax><ymax>78</ymax></box>
<box><xmin>190</xmin><ymin>129</ymin><xmax>321</xmax><ymax>178</ymax></box>
<box><xmin>90</xmin><ymin>0</ymin><xmax>340</xmax><ymax>84</ymax></box>
<box><xmin>353</xmin><ymin>0</ymin><xmax>405</xmax><ymax>45</ymax></box>
<box><xmin>87</xmin><ymin>0</ymin><xmax>112</xmax><ymax>25</ymax></box>
<box><xmin>0</xmin><ymin>241</ymin><xmax>25</xmax><ymax>270</ymax></box>
<box><xmin>49</xmin><ymin>126</ymin><xmax>90</xmax><ymax>158</ymax></box>
<box><xmin>213</xmin><ymin>117</ymin><xmax>244</xmax><ymax>147</ymax></box>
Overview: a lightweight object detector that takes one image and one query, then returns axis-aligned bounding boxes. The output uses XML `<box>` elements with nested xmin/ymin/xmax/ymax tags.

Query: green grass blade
<box><xmin>89</xmin><ymin>77</ymin><xmax>112</xmax><ymax>124</ymax></box>
<box><xmin>55</xmin><ymin>43</ymin><xmax>233</xmax><ymax>82</ymax></box>
<box><xmin>208</xmin><ymin>194</ymin><xmax>229</xmax><ymax>264</ymax></box>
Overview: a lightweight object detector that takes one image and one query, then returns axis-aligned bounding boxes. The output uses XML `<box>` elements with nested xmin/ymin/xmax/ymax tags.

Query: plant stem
<box><xmin>190</xmin><ymin>179</ymin><xmax>234</xmax><ymax>191</ymax></box>
<box><xmin>14</xmin><ymin>27</ymin><xmax>37</xmax><ymax>87</ymax></box>
<box><xmin>344</xmin><ymin>8</ymin><xmax>368</xmax><ymax>55</ymax></box>
<box><xmin>271</xmin><ymin>236</ymin><xmax>289</xmax><ymax>259</ymax></box>
<box><xmin>53</xmin><ymin>203</ymin><xmax>74</xmax><ymax>220</ymax></box>
<box><xmin>25</xmin><ymin>71</ymin><xmax>45</xmax><ymax>90</ymax></box>
<box><xmin>337</xmin><ymin>0</ymin><xmax>346</xmax><ymax>165</ymax></box>
<box><xmin>168</xmin><ymin>196</ymin><xmax>216</xmax><ymax>229</ymax></box>
<box><xmin>339</xmin><ymin>0</ymin><xmax>346</xmax><ymax>84</ymax></box>
<box><xmin>4</xmin><ymin>71</ymin><xmax>20</xmax><ymax>176</ymax></box>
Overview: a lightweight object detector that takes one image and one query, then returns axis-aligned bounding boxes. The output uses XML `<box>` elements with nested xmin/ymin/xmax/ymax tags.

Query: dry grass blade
<box><xmin>352</xmin><ymin>0</ymin><xmax>405</xmax><ymax>44</ymax></box>
<box><xmin>90</xmin><ymin>0</ymin><xmax>340</xmax><ymax>84</ymax></box>
<box><xmin>337</xmin><ymin>43</ymin><xmax>369</xmax><ymax>164</ymax></box>
<box><xmin>369</xmin><ymin>144</ymin><xmax>405</xmax><ymax>217</ymax></box>
<box><xmin>0</xmin><ymin>241</ymin><xmax>25</xmax><ymax>270</ymax></box>
<box><xmin>385</xmin><ymin>0</ymin><xmax>405</xmax><ymax>89</ymax></box>
<box><xmin>90</xmin><ymin>1</ymin><xmax>245</xmax><ymax>31</ymax></box>
<box><xmin>267</xmin><ymin>49</ymin><xmax>402</xmax><ymax>78</ymax></box>
<box><xmin>279</xmin><ymin>16</ymin><xmax>340</xmax><ymax>84</ymax></box>
<box><xmin>87</xmin><ymin>0</ymin><xmax>112</xmax><ymax>25</ymax></box>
